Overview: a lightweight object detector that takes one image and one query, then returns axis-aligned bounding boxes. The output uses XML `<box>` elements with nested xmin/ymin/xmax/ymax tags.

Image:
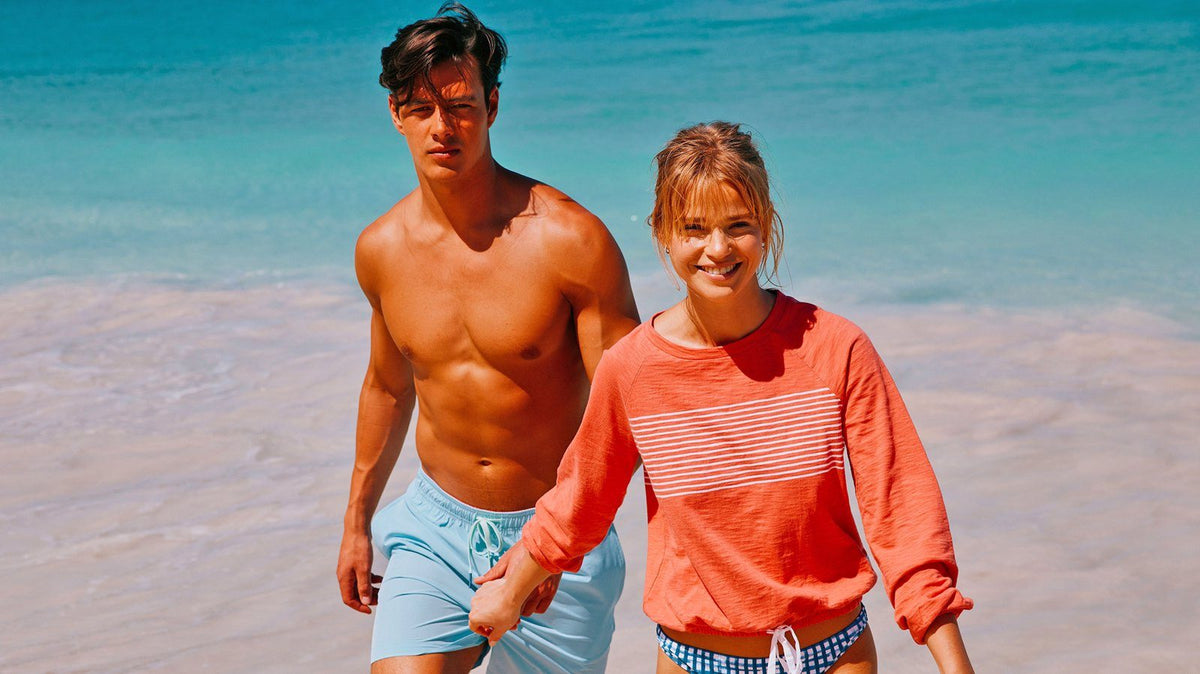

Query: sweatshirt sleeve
<box><xmin>841</xmin><ymin>329</ymin><xmax>973</xmax><ymax>644</ymax></box>
<box><xmin>521</xmin><ymin>347</ymin><xmax>642</xmax><ymax>573</ymax></box>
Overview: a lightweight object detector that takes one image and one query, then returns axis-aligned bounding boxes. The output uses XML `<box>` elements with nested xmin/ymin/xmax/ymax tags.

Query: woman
<box><xmin>469</xmin><ymin>122</ymin><xmax>974</xmax><ymax>674</ymax></box>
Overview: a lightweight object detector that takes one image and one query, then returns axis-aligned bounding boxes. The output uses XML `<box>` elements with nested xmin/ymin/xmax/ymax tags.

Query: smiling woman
<box><xmin>650</xmin><ymin>122</ymin><xmax>783</xmax><ymax>345</ymax></box>
<box><xmin>649</xmin><ymin>122</ymin><xmax>784</xmax><ymax>287</ymax></box>
<box><xmin>468</xmin><ymin>122</ymin><xmax>975</xmax><ymax>674</ymax></box>
<box><xmin>659</xmin><ymin>182</ymin><xmax>777</xmax><ymax>346</ymax></box>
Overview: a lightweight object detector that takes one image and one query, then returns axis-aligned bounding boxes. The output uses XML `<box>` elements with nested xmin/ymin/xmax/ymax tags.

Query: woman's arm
<box><xmin>470</xmin><ymin>344</ymin><xmax>645</xmax><ymax>644</ymax></box>
<box><xmin>838</xmin><ymin>326</ymin><xmax>973</xmax><ymax>643</ymax></box>
<box><xmin>924</xmin><ymin>613</ymin><xmax>974</xmax><ymax>673</ymax></box>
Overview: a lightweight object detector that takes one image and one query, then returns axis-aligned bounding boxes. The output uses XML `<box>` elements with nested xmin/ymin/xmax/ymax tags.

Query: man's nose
<box><xmin>431</xmin><ymin>106</ymin><xmax>455</xmax><ymax>136</ymax></box>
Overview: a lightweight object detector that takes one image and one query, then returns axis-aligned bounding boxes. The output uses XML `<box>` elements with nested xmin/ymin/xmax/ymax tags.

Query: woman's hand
<box><xmin>468</xmin><ymin>574</ymin><xmax>524</xmax><ymax>646</ymax></box>
<box><xmin>475</xmin><ymin>541</ymin><xmax>562</xmax><ymax>616</ymax></box>
<box><xmin>469</xmin><ymin>540</ymin><xmax>555</xmax><ymax>645</ymax></box>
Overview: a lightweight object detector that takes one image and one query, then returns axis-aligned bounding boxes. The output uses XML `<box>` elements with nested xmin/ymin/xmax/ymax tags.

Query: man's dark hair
<box><xmin>380</xmin><ymin>3</ymin><xmax>508</xmax><ymax>107</ymax></box>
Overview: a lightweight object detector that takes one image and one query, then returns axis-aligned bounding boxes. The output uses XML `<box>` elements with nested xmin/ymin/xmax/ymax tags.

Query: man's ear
<box><xmin>389</xmin><ymin>94</ymin><xmax>405</xmax><ymax>136</ymax></box>
<box><xmin>486</xmin><ymin>87</ymin><xmax>499</xmax><ymax>127</ymax></box>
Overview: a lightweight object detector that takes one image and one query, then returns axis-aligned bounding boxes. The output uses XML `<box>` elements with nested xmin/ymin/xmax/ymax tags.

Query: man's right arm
<box><xmin>336</xmin><ymin>227</ymin><xmax>416</xmax><ymax>614</ymax></box>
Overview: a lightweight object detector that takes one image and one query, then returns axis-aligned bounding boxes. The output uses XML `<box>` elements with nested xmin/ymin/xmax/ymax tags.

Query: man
<box><xmin>335</xmin><ymin>4</ymin><xmax>640</xmax><ymax>673</ymax></box>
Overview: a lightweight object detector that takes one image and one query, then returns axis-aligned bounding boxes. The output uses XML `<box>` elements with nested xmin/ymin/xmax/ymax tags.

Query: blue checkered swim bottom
<box><xmin>656</xmin><ymin>607</ymin><xmax>868</xmax><ymax>674</ymax></box>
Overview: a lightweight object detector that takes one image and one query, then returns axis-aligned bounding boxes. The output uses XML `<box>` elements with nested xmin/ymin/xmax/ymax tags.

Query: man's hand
<box><xmin>520</xmin><ymin>571</ymin><xmax>561</xmax><ymax>616</ymax></box>
<box><xmin>474</xmin><ymin>541</ymin><xmax>562</xmax><ymax>616</ymax></box>
<box><xmin>337</xmin><ymin>529</ymin><xmax>381</xmax><ymax>614</ymax></box>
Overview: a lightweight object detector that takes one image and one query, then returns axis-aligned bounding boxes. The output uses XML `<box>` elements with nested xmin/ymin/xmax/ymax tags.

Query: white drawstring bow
<box><xmin>767</xmin><ymin>625</ymin><xmax>805</xmax><ymax>674</ymax></box>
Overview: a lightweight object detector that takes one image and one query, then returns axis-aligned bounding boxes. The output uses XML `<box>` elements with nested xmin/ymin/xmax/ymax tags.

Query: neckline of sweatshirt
<box><xmin>644</xmin><ymin>289</ymin><xmax>788</xmax><ymax>361</ymax></box>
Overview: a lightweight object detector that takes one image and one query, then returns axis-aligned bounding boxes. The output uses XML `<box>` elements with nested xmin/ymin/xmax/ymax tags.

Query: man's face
<box><xmin>390</xmin><ymin>59</ymin><xmax>498</xmax><ymax>181</ymax></box>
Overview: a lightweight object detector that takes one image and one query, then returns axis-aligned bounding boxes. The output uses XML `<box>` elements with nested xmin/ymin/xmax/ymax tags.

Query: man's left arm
<box><xmin>555</xmin><ymin>212</ymin><xmax>640</xmax><ymax>378</ymax></box>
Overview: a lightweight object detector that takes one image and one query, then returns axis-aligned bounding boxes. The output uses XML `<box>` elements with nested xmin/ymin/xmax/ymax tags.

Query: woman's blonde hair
<box><xmin>649</xmin><ymin>121</ymin><xmax>783</xmax><ymax>283</ymax></box>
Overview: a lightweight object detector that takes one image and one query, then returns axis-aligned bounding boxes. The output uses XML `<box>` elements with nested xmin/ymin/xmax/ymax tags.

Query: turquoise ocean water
<box><xmin>2</xmin><ymin>0</ymin><xmax>1197</xmax><ymax>324</ymax></box>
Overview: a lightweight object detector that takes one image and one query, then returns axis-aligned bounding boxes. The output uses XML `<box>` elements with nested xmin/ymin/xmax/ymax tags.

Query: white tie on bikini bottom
<box><xmin>767</xmin><ymin>625</ymin><xmax>805</xmax><ymax>674</ymax></box>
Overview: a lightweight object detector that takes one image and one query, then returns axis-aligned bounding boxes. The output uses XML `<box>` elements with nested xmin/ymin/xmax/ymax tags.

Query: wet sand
<box><xmin>1</xmin><ymin>277</ymin><xmax>1196</xmax><ymax>672</ymax></box>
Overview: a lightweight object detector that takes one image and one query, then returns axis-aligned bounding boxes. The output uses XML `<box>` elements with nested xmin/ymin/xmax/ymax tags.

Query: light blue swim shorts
<box><xmin>370</xmin><ymin>470</ymin><xmax>625</xmax><ymax>673</ymax></box>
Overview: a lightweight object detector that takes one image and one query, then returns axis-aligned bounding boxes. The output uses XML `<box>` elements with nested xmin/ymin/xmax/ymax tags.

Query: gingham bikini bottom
<box><xmin>656</xmin><ymin>607</ymin><xmax>868</xmax><ymax>674</ymax></box>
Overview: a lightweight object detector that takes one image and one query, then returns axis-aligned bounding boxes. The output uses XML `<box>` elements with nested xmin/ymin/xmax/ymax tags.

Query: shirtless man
<box><xmin>335</xmin><ymin>4</ymin><xmax>639</xmax><ymax>673</ymax></box>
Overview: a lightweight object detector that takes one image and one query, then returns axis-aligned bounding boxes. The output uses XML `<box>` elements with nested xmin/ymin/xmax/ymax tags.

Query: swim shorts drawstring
<box><xmin>468</xmin><ymin>516</ymin><xmax>505</xmax><ymax>578</ymax></box>
<box><xmin>767</xmin><ymin>625</ymin><xmax>805</xmax><ymax>674</ymax></box>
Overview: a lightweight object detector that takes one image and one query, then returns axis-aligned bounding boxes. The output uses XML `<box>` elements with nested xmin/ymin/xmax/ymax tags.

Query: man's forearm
<box><xmin>344</xmin><ymin>382</ymin><xmax>415</xmax><ymax>531</ymax></box>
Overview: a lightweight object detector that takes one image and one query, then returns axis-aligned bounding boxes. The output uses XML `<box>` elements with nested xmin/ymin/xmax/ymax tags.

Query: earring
<box><xmin>664</xmin><ymin>247</ymin><xmax>670</xmax><ymax>256</ymax></box>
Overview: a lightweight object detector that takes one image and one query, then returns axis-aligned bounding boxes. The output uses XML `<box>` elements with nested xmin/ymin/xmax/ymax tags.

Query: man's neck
<box><xmin>417</xmin><ymin>157</ymin><xmax>505</xmax><ymax>234</ymax></box>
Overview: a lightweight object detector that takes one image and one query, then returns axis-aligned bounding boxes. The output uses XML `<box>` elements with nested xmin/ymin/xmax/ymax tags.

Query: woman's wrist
<box><xmin>924</xmin><ymin>613</ymin><xmax>974</xmax><ymax>674</ymax></box>
<box><xmin>503</xmin><ymin>543</ymin><xmax>553</xmax><ymax>598</ymax></box>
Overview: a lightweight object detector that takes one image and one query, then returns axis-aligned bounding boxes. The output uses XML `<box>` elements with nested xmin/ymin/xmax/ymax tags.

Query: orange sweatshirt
<box><xmin>522</xmin><ymin>293</ymin><xmax>972</xmax><ymax>644</ymax></box>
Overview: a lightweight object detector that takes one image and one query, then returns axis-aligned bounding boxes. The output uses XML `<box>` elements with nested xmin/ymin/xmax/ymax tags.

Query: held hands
<box><xmin>520</xmin><ymin>570</ymin><xmax>562</xmax><ymax>616</ymax></box>
<box><xmin>469</xmin><ymin>540</ymin><xmax>561</xmax><ymax>645</ymax></box>
<box><xmin>478</xmin><ymin>541</ymin><xmax>563</xmax><ymax>617</ymax></box>
<box><xmin>336</xmin><ymin>529</ymin><xmax>381</xmax><ymax>614</ymax></box>
<box><xmin>468</xmin><ymin>572</ymin><xmax>523</xmax><ymax>646</ymax></box>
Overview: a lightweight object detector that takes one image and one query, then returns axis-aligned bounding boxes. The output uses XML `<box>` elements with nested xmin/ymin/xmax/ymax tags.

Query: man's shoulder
<box><xmin>358</xmin><ymin>193</ymin><xmax>418</xmax><ymax>251</ymax></box>
<box><xmin>520</xmin><ymin>182</ymin><xmax>629</xmax><ymax>291</ymax></box>
<box><xmin>519</xmin><ymin>180</ymin><xmax>610</xmax><ymax>247</ymax></box>
<box><xmin>355</xmin><ymin>192</ymin><xmax>419</xmax><ymax>296</ymax></box>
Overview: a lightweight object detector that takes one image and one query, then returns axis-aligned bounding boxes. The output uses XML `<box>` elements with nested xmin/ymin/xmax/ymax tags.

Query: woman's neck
<box><xmin>664</xmin><ymin>286</ymin><xmax>776</xmax><ymax>348</ymax></box>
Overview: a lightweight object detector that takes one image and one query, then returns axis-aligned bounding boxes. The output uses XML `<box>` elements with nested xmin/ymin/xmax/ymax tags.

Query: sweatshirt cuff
<box><xmin>902</xmin><ymin>588</ymin><xmax>973</xmax><ymax>644</ymax></box>
<box><xmin>521</xmin><ymin>517</ymin><xmax>584</xmax><ymax>575</ymax></box>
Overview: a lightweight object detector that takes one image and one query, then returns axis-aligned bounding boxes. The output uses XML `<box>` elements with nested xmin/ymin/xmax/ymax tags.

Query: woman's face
<box><xmin>665</xmin><ymin>182</ymin><xmax>765</xmax><ymax>304</ymax></box>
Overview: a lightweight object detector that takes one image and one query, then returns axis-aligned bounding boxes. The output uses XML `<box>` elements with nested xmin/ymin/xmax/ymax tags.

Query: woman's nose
<box><xmin>705</xmin><ymin>228</ymin><xmax>732</xmax><ymax>256</ymax></box>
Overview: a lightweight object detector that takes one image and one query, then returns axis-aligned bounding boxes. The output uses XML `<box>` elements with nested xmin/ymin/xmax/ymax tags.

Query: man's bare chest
<box><xmin>376</xmin><ymin>250</ymin><xmax>574</xmax><ymax>370</ymax></box>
